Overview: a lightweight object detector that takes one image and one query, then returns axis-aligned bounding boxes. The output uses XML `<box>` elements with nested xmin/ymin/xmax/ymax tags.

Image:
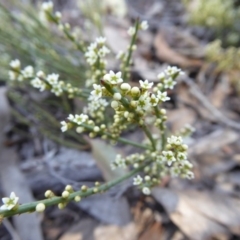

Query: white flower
<box><xmin>184</xmin><ymin>124</ymin><xmax>196</xmax><ymax>133</ymax></box>
<box><xmin>142</xmin><ymin>187</ymin><xmax>151</xmax><ymax>195</ymax></box>
<box><xmin>31</xmin><ymin>78</ymin><xmax>41</xmax><ymax>87</ymax></box>
<box><xmin>67</xmin><ymin>114</ymin><xmax>75</xmax><ymax>121</ymax></box>
<box><xmin>163</xmin><ymin>78</ymin><xmax>176</xmax><ymax>90</ymax></box>
<box><xmin>41</xmin><ymin>1</ymin><xmax>53</xmax><ymax>12</ymax></box>
<box><xmin>85</xmin><ymin>50</ymin><xmax>98</xmax><ymax>65</ymax></box>
<box><xmin>157</xmin><ymin>91</ymin><xmax>170</xmax><ymax>102</ymax></box>
<box><xmin>165</xmin><ymin>66</ymin><xmax>184</xmax><ymax>77</ymax></box>
<box><xmin>167</xmin><ymin>136</ymin><xmax>183</xmax><ymax>145</ymax></box>
<box><xmin>186</xmin><ymin>171</ymin><xmax>194</xmax><ymax>179</ymax></box>
<box><xmin>8</xmin><ymin>71</ymin><xmax>18</xmax><ymax>81</ymax></box>
<box><xmin>177</xmin><ymin>152</ymin><xmax>187</xmax><ymax>161</ymax></box>
<box><xmin>137</xmin><ymin>95</ymin><xmax>151</xmax><ymax>111</ymax></box>
<box><xmin>87</xmin><ymin>42</ymin><xmax>97</xmax><ymax>52</ymax></box>
<box><xmin>46</xmin><ymin>73</ymin><xmax>59</xmax><ymax>85</ymax></box>
<box><xmin>157</xmin><ymin>72</ymin><xmax>166</xmax><ymax>81</ymax></box>
<box><xmin>98</xmin><ymin>46</ymin><xmax>110</xmax><ymax>58</ymax></box>
<box><xmin>51</xmin><ymin>84</ymin><xmax>63</xmax><ymax>96</ymax></box>
<box><xmin>96</xmin><ymin>36</ymin><xmax>106</xmax><ymax>45</ymax></box>
<box><xmin>116</xmin><ymin>50</ymin><xmax>124</xmax><ymax>59</ymax></box>
<box><xmin>114</xmin><ymin>154</ymin><xmax>126</xmax><ymax>168</ymax></box>
<box><xmin>103</xmin><ymin>71</ymin><xmax>123</xmax><ymax>84</ymax></box>
<box><xmin>98</xmin><ymin>98</ymin><xmax>108</xmax><ymax>107</ymax></box>
<box><xmin>10</xmin><ymin>59</ymin><xmax>21</xmax><ymax>70</ymax></box>
<box><xmin>162</xmin><ymin>151</ymin><xmax>176</xmax><ymax>166</ymax></box>
<box><xmin>91</xmin><ymin>84</ymin><xmax>102</xmax><ymax>99</ymax></box>
<box><xmin>149</xmin><ymin>93</ymin><xmax>159</xmax><ymax>107</ymax></box>
<box><xmin>133</xmin><ymin>175</ymin><xmax>143</xmax><ymax>185</ymax></box>
<box><xmin>74</xmin><ymin>114</ymin><xmax>89</xmax><ymax>125</ymax></box>
<box><xmin>0</xmin><ymin>192</ymin><xmax>19</xmax><ymax>210</ymax></box>
<box><xmin>140</xmin><ymin>21</ymin><xmax>149</xmax><ymax>30</ymax></box>
<box><xmin>139</xmin><ymin>79</ymin><xmax>153</xmax><ymax>89</ymax></box>
<box><xmin>60</xmin><ymin>121</ymin><xmax>68</xmax><ymax>132</ymax></box>
<box><xmin>127</xmin><ymin>26</ymin><xmax>135</xmax><ymax>36</ymax></box>
<box><xmin>170</xmin><ymin>166</ymin><xmax>181</xmax><ymax>177</ymax></box>
<box><xmin>22</xmin><ymin>66</ymin><xmax>34</xmax><ymax>78</ymax></box>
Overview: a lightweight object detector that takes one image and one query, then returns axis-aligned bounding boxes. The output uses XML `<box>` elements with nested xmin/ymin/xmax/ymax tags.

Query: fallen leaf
<box><xmin>79</xmin><ymin>192</ymin><xmax>132</xmax><ymax>225</ymax></box>
<box><xmin>60</xmin><ymin>233</ymin><xmax>82</xmax><ymax>240</ymax></box>
<box><xmin>89</xmin><ymin>139</ymin><xmax>128</xmax><ymax>181</ymax></box>
<box><xmin>94</xmin><ymin>223</ymin><xmax>137</xmax><ymax>240</ymax></box>
<box><xmin>152</xmin><ymin>189</ymin><xmax>240</xmax><ymax>240</ymax></box>
<box><xmin>209</xmin><ymin>74</ymin><xmax>230</xmax><ymax>108</ymax></box>
<box><xmin>167</xmin><ymin>107</ymin><xmax>196</xmax><ymax>133</ymax></box>
<box><xmin>189</xmin><ymin>129</ymin><xmax>239</xmax><ymax>156</ymax></box>
<box><xmin>154</xmin><ymin>32</ymin><xmax>203</xmax><ymax>68</ymax></box>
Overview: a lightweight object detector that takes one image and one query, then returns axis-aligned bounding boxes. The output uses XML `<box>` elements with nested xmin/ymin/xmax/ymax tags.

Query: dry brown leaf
<box><xmin>189</xmin><ymin>129</ymin><xmax>239</xmax><ymax>156</ymax></box>
<box><xmin>60</xmin><ymin>233</ymin><xmax>82</xmax><ymax>240</ymax></box>
<box><xmin>94</xmin><ymin>223</ymin><xmax>137</xmax><ymax>240</ymax></box>
<box><xmin>89</xmin><ymin>139</ymin><xmax>128</xmax><ymax>181</ymax></box>
<box><xmin>167</xmin><ymin>107</ymin><xmax>196</xmax><ymax>133</ymax></box>
<box><xmin>104</xmin><ymin>25</ymin><xmax>129</xmax><ymax>54</ymax></box>
<box><xmin>138</xmin><ymin>222</ymin><xmax>163</xmax><ymax>240</ymax></box>
<box><xmin>152</xmin><ymin>189</ymin><xmax>240</xmax><ymax>240</ymax></box>
<box><xmin>209</xmin><ymin>75</ymin><xmax>230</xmax><ymax>108</ymax></box>
<box><xmin>154</xmin><ymin>32</ymin><xmax>203</xmax><ymax>68</ymax></box>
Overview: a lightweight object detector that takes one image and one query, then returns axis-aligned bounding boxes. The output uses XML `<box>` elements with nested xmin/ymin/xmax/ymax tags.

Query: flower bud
<box><xmin>160</xmin><ymin>109</ymin><xmax>166</xmax><ymax>115</ymax></box>
<box><xmin>65</xmin><ymin>185</ymin><xmax>73</xmax><ymax>192</ymax></box>
<box><xmin>111</xmin><ymin>100</ymin><xmax>119</xmax><ymax>109</ymax></box>
<box><xmin>36</xmin><ymin>203</ymin><xmax>45</xmax><ymax>212</ymax></box>
<box><xmin>113</xmin><ymin>92</ymin><xmax>122</xmax><ymax>100</ymax></box>
<box><xmin>74</xmin><ymin>196</ymin><xmax>81</xmax><ymax>202</ymax></box>
<box><xmin>93</xmin><ymin>126</ymin><xmax>100</xmax><ymax>132</ymax></box>
<box><xmin>131</xmin><ymin>87</ymin><xmax>140</xmax><ymax>97</ymax></box>
<box><xmin>121</xmin><ymin>83</ymin><xmax>131</xmax><ymax>92</ymax></box>
<box><xmin>62</xmin><ymin>191</ymin><xmax>69</xmax><ymax>198</ymax></box>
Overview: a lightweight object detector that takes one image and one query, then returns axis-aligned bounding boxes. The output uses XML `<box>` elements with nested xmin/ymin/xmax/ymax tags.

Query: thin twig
<box><xmin>181</xmin><ymin>77</ymin><xmax>240</xmax><ymax>130</ymax></box>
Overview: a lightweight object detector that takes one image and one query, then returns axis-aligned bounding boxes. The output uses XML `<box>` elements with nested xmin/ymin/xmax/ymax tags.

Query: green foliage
<box><xmin>183</xmin><ymin>0</ymin><xmax>238</xmax><ymax>29</ymax></box>
<box><xmin>206</xmin><ymin>40</ymin><xmax>240</xmax><ymax>94</ymax></box>
<box><xmin>0</xmin><ymin>1</ymin><xmax>86</xmax><ymax>85</ymax></box>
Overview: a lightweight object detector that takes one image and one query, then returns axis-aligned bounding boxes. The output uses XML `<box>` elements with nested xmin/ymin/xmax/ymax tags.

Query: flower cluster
<box><xmin>60</xmin><ymin>66</ymin><xmax>184</xmax><ymax>140</ymax></box>
<box><xmin>127</xmin><ymin>20</ymin><xmax>149</xmax><ymax>36</ymax></box>
<box><xmin>40</xmin><ymin>1</ymin><xmax>61</xmax><ymax>24</ymax></box>
<box><xmin>9</xmin><ymin>59</ymin><xmax>34</xmax><ymax>82</ymax></box>
<box><xmin>178</xmin><ymin>124</ymin><xmax>196</xmax><ymax>137</ymax></box>
<box><xmin>84</xmin><ymin>37</ymin><xmax>110</xmax><ymax>87</ymax></box>
<box><xmin>156</xmin><ymin>66</ymin><xmax>184</xmax><ymax>90</ymax></box>
<box><xmin>9</xmin><ymin>60</ymin><xmax>81</xmax><ymax>98</ymax></box>
<box><xmin>60</xmin><ymin>64</ymin><xmax>193</xmax><ymax>195</ymax></box>
<box><xmin>111</xmin><ymin>135</ymin><xmax>193</xmax><ymax>195</ymax></box>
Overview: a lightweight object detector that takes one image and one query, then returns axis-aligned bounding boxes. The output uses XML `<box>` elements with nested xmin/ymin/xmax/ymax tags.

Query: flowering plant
<box><xmin>0</xmin><ymin>1</ymin><xmax>194</xmax><ymax>220</ymax></box>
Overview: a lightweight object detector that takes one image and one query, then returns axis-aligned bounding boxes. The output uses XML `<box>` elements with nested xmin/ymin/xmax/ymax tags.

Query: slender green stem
<box><xmin>154</xmin><ymin>106</ymin><xmax>166</xmax><ymax>150</ymax></box>
<box><xmin>141</xmin><ymin>125</ymin><xmax>156</xmax><ymax>151</ymax></box>
<box><xmin>81</xmin><ymin>123</ymin><xmax>148</xmax><ymax>150</ymax></box>
<box><xmin>122</xmin><ymin>19</ymin><xmax>140</xmax><ymax>80</ymax></box>
<box><xmin>117</xmin><ymin>136</ymin><xmax>150</xmax><ymax>150</ymax></box>
<box><xmin>0</xmin><ymin>160</ymin><xmax>150</xmax><ymax>218</ymax></box>
<box><xmin>48</xmin><ymin>13</ymin><xmax>85</xmax><ymax>52</ymax></box>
